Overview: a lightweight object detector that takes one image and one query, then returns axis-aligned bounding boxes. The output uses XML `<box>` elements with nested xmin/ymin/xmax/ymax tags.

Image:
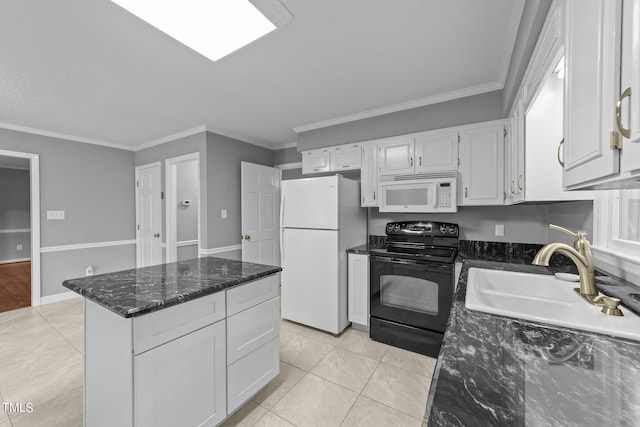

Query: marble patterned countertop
<box><xmin>63</xmin><ymin>257</ymin><xmax>282</xmax><ymax>318</ymax></box>
<box><xmin>426</xmin><ymin>259</ymin><xmax>640</xmax><ymax>426</ymax></box>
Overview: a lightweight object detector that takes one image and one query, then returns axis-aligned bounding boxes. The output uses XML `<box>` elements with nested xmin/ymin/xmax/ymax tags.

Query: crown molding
<box><xmin>292</xmin><ymin>81</ymin><xmax>504</xmax><ymax>134</ymax></box>
<box><xmin>133</xmin><ymin>125</ymin><xmax>207</xmax><ymax>152</ymax></box>
<box><xmin>272</xmin><ymin>140</ymin><xmax>297</xmax><ymax>150</ymax></box>
<box><xmin>498</xmin><ymin>0</ymin><xmax>526</xmax><ymax>84</ymax></box>
<box><xmin>0</xmin><ymin>122</ymin><xmax>134</xmax><ymax>151</ymax></box>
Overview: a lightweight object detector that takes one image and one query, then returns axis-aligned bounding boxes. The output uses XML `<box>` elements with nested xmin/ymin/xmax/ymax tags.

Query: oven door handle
<box><xmin>371</xmin><ymin>256</ymin><xmax>419</xmax><ymax>265</ymax></box>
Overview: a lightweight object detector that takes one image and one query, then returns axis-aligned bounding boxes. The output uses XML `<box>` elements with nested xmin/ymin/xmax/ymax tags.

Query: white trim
<box><xmin>292</xmin><ymin>81</ymin><xmax>503</xmax><ymax>133</ymax></box>
<box><xmin>40</xmin><ymin>291</ymin><xmax>82</xmax><ymax>305</ymax></box>
<box><xmin>0</xmin><ymin>122</ymin><xmax>132</xmax><ymax>151</ymax></box>
<box><xmin>199</xmin><ymin>244</ymin><xmax>242</xmax><ymax>256</ymax></box>
<box><xmin>0</xmin><ymin>257</ymin><xmax>31</xmax><ymax>264</ymax></box>
<box><xmin>275</xmin><ymin>162</ymin><xmax>302</xmax><ymax>170</ymax></box>
<box><xmin>134</xmin><ymin>126</ymin><xmax>207</xmax><ymax>152</ymax></box>
<box><xmin>0</xmin><ymin>228</ymin><xmax>30</xmax><ymax>233</ymax></box>
<box><xmin>0</xmin><ymin>150</ymin><xmax>41</xmax><ymax>307</ymax></box>
<box><xmin>272</xmin><ymin>141</ymin><xmax>298</xmax><ymax>150</ymax></box>
<box><xmin>176</xmin><ymin>240</ymin><xmax>199</xmax><ymax>247</ymax></box>
<box><xmin>592</xmin><ymin>246</ymin><xmax>640</xmax><ymax>286</ymax></box>
<box><xmin>40</xmin><ymin>240</ymin><xmax>136</xmax><ymax>253</ymax></box>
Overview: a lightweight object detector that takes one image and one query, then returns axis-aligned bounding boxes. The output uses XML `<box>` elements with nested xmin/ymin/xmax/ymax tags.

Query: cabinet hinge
<box><xmin>503</xmin><ymin>192</ymin><xmax>507</xmax><ymax>201</ymax></box>
<box><xmin>457</xmin><ymin>134</ymin><xmax>460</xmax><ymax>143</ymax></box>
<box><xmin>503</xmin><ymin>127</ymin><xmax>507</xmax><ymax>137</ymax></box>
<box><xmin>137</xmin><ymin>224</ymin><xmax>140</xmax><ymax>231</ymax></box>
<box><xmin>457</xmin><ymin>158</ymin><xmax>460</xmax><ymax>167</ymax></box>
<box><xmin>610</xmin><ymin>131</ymin><xmax>622</xmax><ymax>150</ymax></box>
<box><xmin>161</xmin><ymin>191</ymin><xmax>164</xmax><ymax>200</ymax></box>
<box><xmin>136</xmin><ymin>180</ymin><xmax>139</xmax><ymax>188</ymax></box>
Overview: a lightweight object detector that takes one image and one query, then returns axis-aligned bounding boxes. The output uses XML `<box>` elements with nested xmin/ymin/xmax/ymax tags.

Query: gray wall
<box><xmin>0</xmin><ymin>128</ymin><xmax>135</xmax><ymax>297</ymax></box>
<box><xmin>0</xmin><ymin>167</ymin><xmax>31</xmax><ymax>262</ymax></box>
<box><xmin>206</xmin><ymin>132</ymin><xmax>274</xmax><ymax>249</ymax></box>
<box><xmin>296</xmin><ymin>91</ymin><xmax>505</xmax><ymax>151</ymax></box>
<box><xmin>176</xmin><ymin>159</ymin><xmax>199</xmax><ymax>242</ymax></box>
<box><xmin>273</xmin><ymin>147</ymin><xmax>302</xmax><ymax>165</ymax></box>
<box><xmin>368</xmin><ymin>200</ymin><xmax>593</xmax><ymax>245</ymax></box>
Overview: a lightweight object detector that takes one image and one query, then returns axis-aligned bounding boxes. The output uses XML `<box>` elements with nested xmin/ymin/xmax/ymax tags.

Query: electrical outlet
<box><xmin>495</xmin><ymin>224</ymin><xmax>505</xmax><ymax>237</ymax></box>
<box><xmin>221</xmin><ymin>209</ymin><xmax>227</xmax><ymax>219</ymax></box>
<box><xmin>85</xmin><ymin>265</ymin><xmax>94</xmax><ymax>276</ymax></box>
<box><xmin>17</xmin><ymin>244</ymin><xmax>22</xmax><ymax>251</ymax></box>
<box><xmin>47</xmin><ymin>210</ymin><xmax>65</xmax><ymax>220</ymax></box>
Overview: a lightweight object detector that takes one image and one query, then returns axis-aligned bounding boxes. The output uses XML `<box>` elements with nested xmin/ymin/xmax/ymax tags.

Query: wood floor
<box><xmin>0</xmin><ymin>261</ymin><xmax>31</xmax><ymax>313</ymax></box>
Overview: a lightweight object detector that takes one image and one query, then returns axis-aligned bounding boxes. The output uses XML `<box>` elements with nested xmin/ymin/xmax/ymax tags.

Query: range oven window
<box><xmin>370</xmin><ymin>256</ymin><xmax>453</xmax><ymax>333</ymax></box>
<box><xmin>380</xmin><ymin>275</ymin><xmax>439</xmax><ymax>315</ymax></box>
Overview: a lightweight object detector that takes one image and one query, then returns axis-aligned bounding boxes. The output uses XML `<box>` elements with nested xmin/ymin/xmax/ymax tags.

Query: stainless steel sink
<box><xmin>464</xmin><ymin>268</ymin><xmax>640</xmax><ymax>341</ymax></box>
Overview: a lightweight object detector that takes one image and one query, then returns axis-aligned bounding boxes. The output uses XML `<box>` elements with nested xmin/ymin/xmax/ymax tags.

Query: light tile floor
<box><xmin>0</xmin><ymin>298</ymin><xmax>436</xmax><ymax>427</ymax></box>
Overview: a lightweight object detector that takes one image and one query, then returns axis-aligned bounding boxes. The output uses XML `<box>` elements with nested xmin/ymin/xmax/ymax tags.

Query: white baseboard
<box><xmin>40</xmin><ymin>291</ymin><xmax>82</xmax><ymax>305</ymax></box>
<box><xmin>199</xmin><ymin>244</ymin><xmax>242</xmax><ymax>256</ymax></box>
<box><xmin>0</xmin><ymin>257</ymin><xmax>31</xmax><ymax>264</ymax></box>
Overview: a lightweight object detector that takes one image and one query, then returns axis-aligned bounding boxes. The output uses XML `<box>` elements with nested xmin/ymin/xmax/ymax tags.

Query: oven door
<box><xmin>370</xmin><ymin>255</ymin><xmax>453</xmax><ymax>332</ymax></box>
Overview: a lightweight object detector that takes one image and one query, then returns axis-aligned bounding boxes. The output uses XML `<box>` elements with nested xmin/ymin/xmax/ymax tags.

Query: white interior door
<box><xmin>136</xmin><ymin>163</ymin><xmax>162</xmax><ymax>267</ymax></box>
<box><xmin>241</xmin><ymin>162</ymin><xmax>281</xmax><ymax>266</ymax></box>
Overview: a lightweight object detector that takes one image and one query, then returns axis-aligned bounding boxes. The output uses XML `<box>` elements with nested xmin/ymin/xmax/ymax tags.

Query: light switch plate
<box><xmin>47</xmin><ymin>210</ymin><xmax>65</xmax><ymax>220</ymax></box>
<box><xmin>495</xmin><ymin>224</ymin><xmax>505</xmax><ymax>237</ymax></box>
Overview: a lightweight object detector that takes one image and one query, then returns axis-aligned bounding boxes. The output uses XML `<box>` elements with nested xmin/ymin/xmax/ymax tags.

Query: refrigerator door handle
<box><xmin>279</xmin><ymin>187</ymin><xmax>286</xmax><ymax>228</ymax></box>
<box><xmin>280</xmin><ymin>228</ymin><xmax>285</xmax><ymax>267</ymax></box>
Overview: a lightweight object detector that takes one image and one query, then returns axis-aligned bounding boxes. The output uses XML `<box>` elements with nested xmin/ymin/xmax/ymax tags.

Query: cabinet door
<box><xmin>508</xmin><ymin>95</ymin><xmax>525</xmax><ymax>204</ymax></box>
<box><xmin>563</xmin><ymin>0</ymin><xmax>622</xmax><ymax>189</ymax></box>
<box><xmin>458</xmin><ymin>123</ymin><xmax>505</xmax><ymax>206</ymax></box>
<box><xmin>330</xmin><ymin>144</ymin><xmax>361</xmax><ymax>171</ymax></box>
<box><xmin>414</xmin><ymin>131</ymin><xmax>458</xmax><ymax>173</ymax></box>
<box><xmin>620</xmin><ymin>0</ymin><xmax>640</xmax><ymax>172</ymax></box>
<box><xmin>378</xmin><ymin>137</ymin><xmax>415</xmax><ymax>175</ymax></box>
<box><xmin>302</xmin><ymin>149</ymin><xmax>330</xmax><ymax>174</ymax></box>
<box><xmin>360</xmin><ymin>143</ymin><xmax>378</xmax><ymax>207</ymax></box>
<box><xmin>347</xmin><ymin>253</ymin><xmax>369</xmax><ymax>327</ymax></box>
<box><xmin>134</xmin><ymin>321</ymin><xmax>226</xmax><ymax>427</ymax></box>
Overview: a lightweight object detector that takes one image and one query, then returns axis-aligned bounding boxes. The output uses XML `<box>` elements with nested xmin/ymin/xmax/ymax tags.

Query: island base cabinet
<box><xmin>134</xmin><ymin>321</ymin><xmax>227</xmax><ymax>427</ymax></box>
<box><xmin>227</xmin><ymin>338</ymin><xmax>279</xmax><ymax>413</ymax></box>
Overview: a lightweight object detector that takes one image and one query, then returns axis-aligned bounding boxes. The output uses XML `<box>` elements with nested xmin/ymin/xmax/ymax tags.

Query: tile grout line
<box><xmin>34</xmin><ymin>306</ymin><xmax>83</xmax><ymax>356</ymax></box>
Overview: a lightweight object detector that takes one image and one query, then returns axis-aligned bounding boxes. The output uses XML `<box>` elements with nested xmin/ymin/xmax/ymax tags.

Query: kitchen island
<box><xmin>63</xmin><ymin>257</ymin><xmax>282</xmax><ymax>427</ymax></box>
<box><xmin>426</xmin><ymin>258</ymin><xmax>640</xmax><ymax>426</ymax></box>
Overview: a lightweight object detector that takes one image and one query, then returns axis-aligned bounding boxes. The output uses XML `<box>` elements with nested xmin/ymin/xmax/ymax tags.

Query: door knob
<box><xmin>244</xmin><ymin>235</ymin><xmax>251</xmax><ymax>240</ymax></box>
<box><xmin>153</xmin><ymin>233</ymin><xmax>160</xmax><ymax>238</ymax></box>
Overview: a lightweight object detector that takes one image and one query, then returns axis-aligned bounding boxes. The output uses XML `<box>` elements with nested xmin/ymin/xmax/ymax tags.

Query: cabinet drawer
<box><xmin>227</xmin><ymin>338</ymin><xmax>279</xmax><ymax>414</ymax></box>
<box><xmin>227</xmin><ymin>297</ymin><xmax>279</xmax><ymax>364</ymax></box>
<box><xmin>226</xmin><ymin>273</ymin><xmax>280</xmax><ymax>316</ymax></box>
<box><xmin>133</xmin><ymin>292</ymin><xmax>226</xmax><ymax>354</ymax></box>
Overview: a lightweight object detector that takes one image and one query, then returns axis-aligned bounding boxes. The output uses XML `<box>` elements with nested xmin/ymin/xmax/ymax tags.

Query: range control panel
<box><xmin>385</xmin><ymin>221</ymin><xmax>459</xmax><ymax>237</ymax></box>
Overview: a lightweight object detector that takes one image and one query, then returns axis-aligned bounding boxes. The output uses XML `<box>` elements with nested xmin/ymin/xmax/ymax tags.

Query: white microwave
<box><xmin>378</xmin><ymin>172</ymin><xmax>457</xmax><ymax>213</ymax></box>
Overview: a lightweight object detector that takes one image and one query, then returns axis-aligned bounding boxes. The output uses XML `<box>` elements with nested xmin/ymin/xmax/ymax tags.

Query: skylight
<box><xmin>111</xmin><ymin>0</ymin><xmax>278</xmax><ymax>61</ymax></box>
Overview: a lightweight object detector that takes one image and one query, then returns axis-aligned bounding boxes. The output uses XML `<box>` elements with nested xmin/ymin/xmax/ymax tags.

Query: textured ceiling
<box><xmin>0</xmin><ymin>0</ymin><xmax>525</xmax><ymax>149</ymax></box>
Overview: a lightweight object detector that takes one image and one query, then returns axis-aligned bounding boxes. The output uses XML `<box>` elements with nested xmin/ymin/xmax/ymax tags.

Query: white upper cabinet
<box><xmin>301</xmin><ymin>148</ymin><xmax>331</xmax><ymax>174</ymax></box>
<box><xmin>360</xmin><ymin>142</ymin><xmax>379</xmax><ymax>207</ymax></box>
<box><xmin>414</xmin><ymin>130</ymin><xmax>459</xmax><ymax>173</ymax></box>
<box><xmin>620</xmin><ymin>0</ymin><xmax>640</xmax><ymax>173</ymax></box>
<box><xmin>302</xmin><ymin>143</ymin><xmax>361</xmax><ymax>174</ymax></box>
<box><xmin>512</xmin><ymin>0</ymin><xmax>591</xmax><ymax>202</ymax></box>
<box><xmin>505</xmin><ymin>92</ymin><xmax>525</xmax><ymax>204</ymax></box>
<box><xmin>330</xmin><ymin>144</ymin><xmax>361</xmax><ymax>171</ymax></box>
<box><xmin>563</xmin><ymin>0</ymin><xmax>640</xmax><ymax>189</ymax></box>
<box><xmin>377</xmin><ymin>136</ymin><xmax>415</xmax><ymax>175</ymax></box>
<box><xmin>458</xmin><ymin>121</ymin><xmax>506</xmax><ymax>206</ymax></box>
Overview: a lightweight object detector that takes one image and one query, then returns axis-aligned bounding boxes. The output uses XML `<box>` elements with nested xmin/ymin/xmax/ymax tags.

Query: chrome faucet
<box><xmin>532</xmin><ymin>225</ymin><xmax>623</xmax><ymax>316</ymax></box>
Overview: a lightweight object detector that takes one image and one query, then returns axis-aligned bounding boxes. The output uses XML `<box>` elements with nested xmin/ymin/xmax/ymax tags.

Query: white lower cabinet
<box><xmin>134</xmin><ymin>321</ymin><xmax>227</xmax><ymax>427</ymax></box>
<box><xmin>84</xmin><ymin>273</ymin><xmax>281</xmax><ymax>427</ymax></box>
<box><xmin>347</xmin><ymin>253</ymin><xmax>369</xmax><ymax>329</ymax></box>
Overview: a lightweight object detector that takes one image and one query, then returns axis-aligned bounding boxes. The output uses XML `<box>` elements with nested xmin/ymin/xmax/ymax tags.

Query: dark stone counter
<box><xmin>426</xmin><ymin>259</ymin><xmax>640</xmax><ymax>426</ymax></box>
<box><xmin>63</xmin><ymin>257</ymin><xmax>282</xmax><ymax>318</ymax></box>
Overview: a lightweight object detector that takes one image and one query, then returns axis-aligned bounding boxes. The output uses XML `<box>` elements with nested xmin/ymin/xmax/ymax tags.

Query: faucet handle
<box><xmin>549</xmin><ymin>224</ymin><xmax>580</xmax><ymax>238</ymax></box>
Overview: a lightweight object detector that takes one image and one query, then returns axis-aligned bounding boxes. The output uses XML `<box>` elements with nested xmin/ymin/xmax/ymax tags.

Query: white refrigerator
<box><xmin>280</xmin><ymin>175</ymin><xmax>366</xmax><ymax>334</ymax></box>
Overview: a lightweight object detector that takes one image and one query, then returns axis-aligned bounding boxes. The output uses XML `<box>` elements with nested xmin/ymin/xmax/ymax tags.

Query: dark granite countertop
<box><xmin>426</xmin><ymin>259</ymin><xmax>640</xmax><ymax>426</ymax></box>
<box><xmin>63</xmin><ymin>257</ymin><xmax>282</xmax><ymax>318</ymax></box>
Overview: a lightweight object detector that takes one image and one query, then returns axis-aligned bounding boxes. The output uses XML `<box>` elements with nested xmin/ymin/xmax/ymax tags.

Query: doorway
<box><xmin>135</xmin><ymin>162</ymin><xmax>163</xmax><ymax>267</ymax></box>
<box><xmin>165</xmin><ymin>153</ymin><xmax>200</xmax><ymax>263</ymax></box>
<box><xmin>0</xmin><ymin>149</ymin><xmax>41</xmax><ymax>311</ymax></box>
